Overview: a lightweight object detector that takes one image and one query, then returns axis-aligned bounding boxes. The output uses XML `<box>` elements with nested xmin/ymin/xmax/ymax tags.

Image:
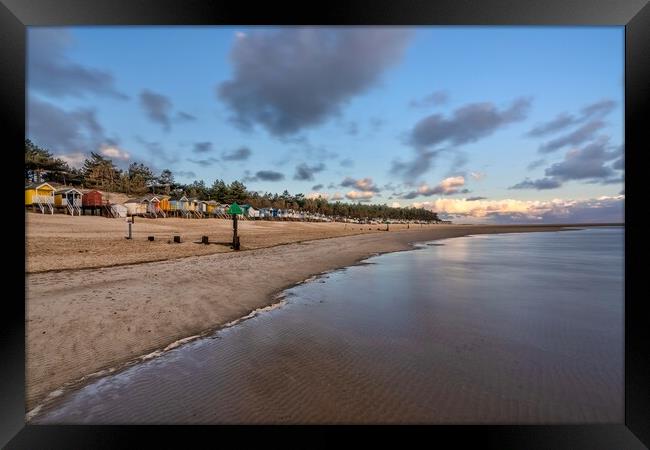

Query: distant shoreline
<box><xmin>26</xmin><ymin>222</ymin><xmax>612</xmax><ymax>414</ymax></box>
<box><xmin>24</xmin><ymin>212</ymin><xmax>624</xmax><ymax>274</ymax></box>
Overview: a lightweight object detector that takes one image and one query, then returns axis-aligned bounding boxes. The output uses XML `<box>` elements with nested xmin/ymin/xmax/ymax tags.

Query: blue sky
<box><xmin>26</xmin><ymin>26</ymin><xmax>624</xmax><ymax>223</ymax></box>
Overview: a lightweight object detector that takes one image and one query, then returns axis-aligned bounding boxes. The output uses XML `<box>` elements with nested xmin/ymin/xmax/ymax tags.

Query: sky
<box><xmin>26</xmin><ymin>26</ymin><xmax>624</xmax><ymax>223</ymax></box>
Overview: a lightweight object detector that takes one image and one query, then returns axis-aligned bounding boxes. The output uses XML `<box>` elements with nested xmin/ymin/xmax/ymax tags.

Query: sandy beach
<box><xmin>26</xmin><ymin>213</ymin><xmax>390</xmax><ymax>273</ymax></box>
<box><xmin>25</xmin><ymin>215</ymin><xmax>599</xmax><ymax>412</ymax></box>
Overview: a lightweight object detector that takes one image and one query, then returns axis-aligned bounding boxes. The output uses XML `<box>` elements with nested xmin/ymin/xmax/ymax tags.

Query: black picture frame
<box><xmin>2</xmin><ymin>0</ymin><xmax>648</xmax><ymax>447</ymax></box>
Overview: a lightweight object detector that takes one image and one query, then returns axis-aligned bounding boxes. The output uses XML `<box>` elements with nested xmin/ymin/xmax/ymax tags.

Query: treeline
<box><xmin>25</xmin><ymin>139</ymin><xmax>440</xmax><ymax>222</ymax></box>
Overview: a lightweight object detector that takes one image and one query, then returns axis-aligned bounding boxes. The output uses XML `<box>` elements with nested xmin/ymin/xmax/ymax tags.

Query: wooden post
<box><xmin>232</xmin><ymin>215</ymin><xmax>240</xmax><ymax>250</ymax></box>
<box><xmin>126</xmin><ymin>220</ymin><xmax>132</xmax><ymax>240</ymax></box>
<box><xmin>173</xmin><ymin>235</ymin><xmax>181</xmax><ymax>243</ymax></box>
<box><xmin>148</xmin><ymin>236</ymin><xmax>155</xmax><ymax>241</ymax></box>
<box><xmin>201</xmin><ymin>236</ymin><xmax>209</xmax><ymax>245</ymax></box>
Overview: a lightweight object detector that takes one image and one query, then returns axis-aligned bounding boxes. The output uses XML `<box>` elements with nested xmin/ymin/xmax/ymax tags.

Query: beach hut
<box><xmin>168</xmin><ymin>195</ymin><xmax>191</xmax><ymax>218</ymax></box>
<box><xmin>216</xmin><ymin>203</ymin><xmax>229</xmax><ymax>218</ymax></box>
<box><xmin>124</xmin><ymin>198</ymin><xmax>139</xmax><ymax>216</ymax></box>
<box><xmin>236</xmin><ymin>204</ymin><xmax>251</xmax><ymax>220</ymax></box>
<box><xmin>82</xmin><ymin>189</ymin><xmax>103</xmax><ymax>207</ymax></box>
<box><xmin>158</xmin><ymin>195</ymin><xmax>171</xmax><ymax>213</ymax></box>
<box><xmin>25</xmin><ymin>182</ymin><xmax>55</xmax><ymax>214</ymax></box>
<box><xmin>110</xmin><ymin>204</ymin><xmax>127</xmax><ymax>218</ymax></box>
<box><xmin>142</xmin><ymin>194</ymin><xmax>166</xmax><ymax>218</ymax></box>
<box><xmin>54</xmin><ymin>187</ymin><xmax>82</xmax><ymax>215</ymax></box>
<box><xmin>196</xmin><ymin>200</ymin><xmax>208</xmax><ymax>217</ymax></box>
<box><xmin>168</xmin><ymin>195</ymin><xmax>181</xmax><ymax>216</ymax></box>
<box><xmin>178</xmin><ymin>195</ymin><xmax>189</xmax><ymax>211</ymax></box>
<box><xmin>175</xmin><ymin>195</ymin><xmax>191</xmax><ymax>218</ymax></box>
<box><xmin>247</xmin><ymin>206</ymin><xmax>259</xmax><ymax>218</ymax></box>
<box><xmin>205</xmin><ymin>200</ymin><xmax>218</xmax><ymax>216</ymax></box>
<box><xmin>124</xmin><ymin>197</ymin><xmax>147</xmax><ymax>217</ymax></box>
<box><xmin>185</xmin><ymin>198</ymin><xmax>202</xmax><ymax>218</ymax></box>
<box><xmin>80</xmin><ymin>189</ymin><xmax>105</xmax><ymax>216</ymax></box>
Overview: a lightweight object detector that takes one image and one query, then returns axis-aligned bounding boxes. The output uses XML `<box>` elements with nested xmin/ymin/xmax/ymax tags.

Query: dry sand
<box><xmin>26</xmin><ymin>213</ymin><xmax>396</xmax><ymax>273</ymax></box>
<box><xmin>25</xmin><ymin>213</ymin><xmax>590</xmax><ymax>412</ymax></box>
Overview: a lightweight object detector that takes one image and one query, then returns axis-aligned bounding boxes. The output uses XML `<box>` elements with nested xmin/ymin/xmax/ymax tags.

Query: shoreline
<box><xmin>25</xmin><ymin>223</ymin><xmax>619</xmax><ymax>413</ymax></box>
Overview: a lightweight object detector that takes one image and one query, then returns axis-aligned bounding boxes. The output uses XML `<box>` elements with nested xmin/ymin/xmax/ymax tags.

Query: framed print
<box><xmin>1</xmin><ymin>0</ymin><xmax>648</xmax><ymax>448</ymax></box>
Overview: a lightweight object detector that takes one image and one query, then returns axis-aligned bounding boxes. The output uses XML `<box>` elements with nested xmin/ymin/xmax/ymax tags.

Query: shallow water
<box><xmin>33</xmin><ymin>227</ymin><xmax>624</xmax><ymax>424</ymax></box>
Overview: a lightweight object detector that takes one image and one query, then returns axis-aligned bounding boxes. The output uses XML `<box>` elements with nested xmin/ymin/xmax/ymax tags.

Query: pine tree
<box><xmin>210</xmin><ymin>179</ymin><xmax>228</xmax><ymax>203</ymax></box>
<box><xmin>82</xmin><ymin>152</ymin><xmax>121</xmax><ymax>191</ymax></box>
<box><xmin>227</xmin><ymin>180</ymin><xmax>248</xmax><ymax>204</ymax></box>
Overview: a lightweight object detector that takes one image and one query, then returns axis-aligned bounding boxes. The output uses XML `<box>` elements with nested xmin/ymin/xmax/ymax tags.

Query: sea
<box><xmin>32</xmin><ymin>226</ymin><xmax>624</xmax><ymax>424</ymax></box>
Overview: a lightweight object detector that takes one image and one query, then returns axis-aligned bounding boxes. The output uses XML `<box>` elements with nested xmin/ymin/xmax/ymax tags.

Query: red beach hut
<box><xmin>82</xmin><ymin>189</ymin><xmax>103</xmax><ymax>207</ymax></box>
<box><xmin>81</xmin><ymin>189</ymin><xmax>105</xmax><ymax>215</ymax></box>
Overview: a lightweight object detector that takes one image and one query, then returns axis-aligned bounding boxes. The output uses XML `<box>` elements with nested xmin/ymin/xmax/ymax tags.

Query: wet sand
<box><xmin>26</xmin><ymin>222</ymin><xmax>600</xmax><ymax>412</ymax></box>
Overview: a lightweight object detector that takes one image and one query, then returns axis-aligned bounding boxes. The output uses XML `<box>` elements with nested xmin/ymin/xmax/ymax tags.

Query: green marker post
<box><xmin>228</xmin><ymin>202</ymin><xmax>243</xmax><ymax>250</ymax></box>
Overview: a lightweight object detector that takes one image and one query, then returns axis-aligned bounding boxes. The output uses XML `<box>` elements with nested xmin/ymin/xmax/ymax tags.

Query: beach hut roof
<box><xmin>143</xmin><ymin>193</ymin><xmax>169</xmax><ymax>201</ymax></box>
<box><xmin>125</xmin><ymin>197</ymin><xmax>143</xmax><ymax>204</ymax></box>
<box><xmin>142</xmin><ymin>195</ymin><xmax>161</xmax><ymax>202</ymax></box>
<box><xmin>25</xmin><ymin>182</ymin><xmax>55</xmax><ymax>191</ymax></box>
<box><xmin>205</xmin><ymin>200</ymin><xmax>218</xmax><ymax>205</ymax></box>
<box><xmin>54</xmin><ymin>187</ymin><xmax>82</xmax><ymax>195</ymax></box>
<box><xmin>80</xmin><ymin>188</ymin><xmax>103</xmax><ymax>195</ymax></box>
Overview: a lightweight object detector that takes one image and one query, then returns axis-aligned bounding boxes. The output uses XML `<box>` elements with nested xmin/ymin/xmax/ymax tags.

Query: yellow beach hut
<box><xmin>25</xmin><ymin>182</ymin><xmax>55</xmax><ymax>214</ymax></box>
<box><xmin>205</xmin><ymin>200</ymin><xmax>218</xmax><ymax>216</ymax></box>
<box><xmin>158</xmin><ymin>195</ymin><xmax>171</xmax><ymax>214</ymax></box>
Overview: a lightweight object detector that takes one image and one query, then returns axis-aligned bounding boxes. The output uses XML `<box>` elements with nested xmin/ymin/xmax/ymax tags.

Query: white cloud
<box><xmin>340</xmin><ymin>176</ymin><xmax>381</xmax><ymax>192</ymax></box>
<box><xmin>355</xmin><ymin>178</ymin><xmax>378</xmax><ymax>191</ymax></box>
<box><xmin>59</xmin><ymin>152</ymin><xmax>86</xmax><ymax>168</ymax></box>
<box><xmin>331</xmin><ymin>192</ymin><xmax>344</xmax><ymax>200</ymax></box>
<box><xmin>404</xmin><ymin>176</ymin><xmax>467</xmax><ymax>198</ymax></box>
<box><xmin>346</xmin><ymin>190</ymin><xmax>375</xmax><ymax>200</ymax></box>
<box><xmin>306</xmin><ymin>192</ymin><xmax>329</xmax><ymax>200</ymax></box>
<box><xmin>100</xmin><ymin>145</ymin><xmax>130</xmax><ymax>161</ymax></box>
<box><xmin>438</xmin><ymin>176</ymin><xmax>465</xmax><ymax>191</ymax></box>
<box><xmin>391</xmin><ymin>202</ymin><xmax>401</xmax><ymax>208</ymax></box>
<box><xmin>412</xmin><ymin>195</ymin><xmax>624</xmax><ymax>224</ymax></box>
